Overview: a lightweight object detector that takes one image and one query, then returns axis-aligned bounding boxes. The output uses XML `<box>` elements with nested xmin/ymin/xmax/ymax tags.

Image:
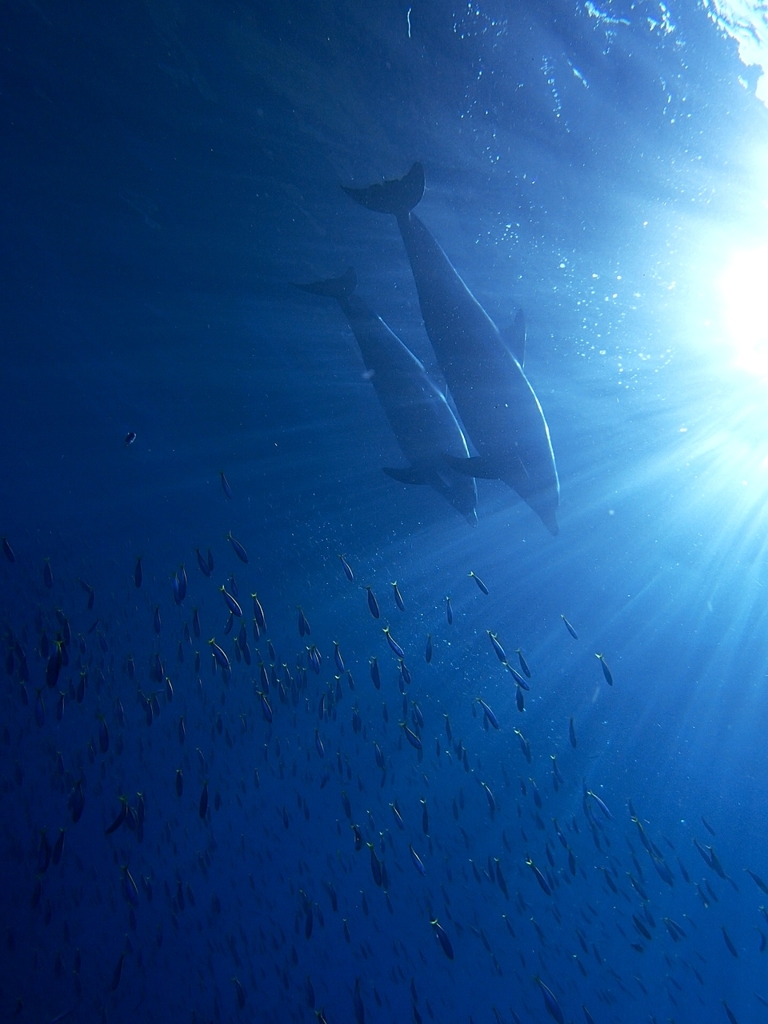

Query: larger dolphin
<box><xmin>296</xmin><ymin>267</ymin><xmax>478</xmax><ymax>525</ymax></box>
<box><xmin>343</xmin><ymin>163</ymin><xmax>560</xmax><ymax>535</ymax></box>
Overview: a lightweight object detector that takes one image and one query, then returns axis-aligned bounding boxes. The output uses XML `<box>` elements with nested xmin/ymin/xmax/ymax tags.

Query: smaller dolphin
<box><xmin>296</xmin><ymin>268</ymin><xmax>477</xmax><ymax>524</ymax></box>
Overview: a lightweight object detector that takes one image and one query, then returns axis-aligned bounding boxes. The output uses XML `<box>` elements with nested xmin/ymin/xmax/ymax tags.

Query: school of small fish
<box><xmin>1</xmin><ymin>505</ymin><xmax>766</xmax><ymax>1024</ymax></box>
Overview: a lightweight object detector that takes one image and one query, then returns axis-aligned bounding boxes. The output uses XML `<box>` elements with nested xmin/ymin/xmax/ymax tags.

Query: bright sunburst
<box><xmin>718</xmin><ymin>245</ymin><xmax>768</xmax><ymax>377</ymax></box>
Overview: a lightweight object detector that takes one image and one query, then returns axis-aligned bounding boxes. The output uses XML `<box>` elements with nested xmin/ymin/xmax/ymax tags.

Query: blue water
<box><xmin>2</xmin><ymin>1</ymin><xmax>768</xmax><ymax>1021</ymax></box>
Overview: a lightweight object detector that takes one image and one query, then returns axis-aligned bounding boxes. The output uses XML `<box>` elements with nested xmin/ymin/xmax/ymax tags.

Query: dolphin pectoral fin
<box><xmin>443</xmin><ymin>455</ymin><xmax>492</xmax><ymax>478</ymax></box>
<box><xmin>501</xmin><ymin>309</ymin><xmax>526</xmax><ymax>367</ymax></box>
<box><xmin>444</xmin><ymin>453</ymin><xmax>531</xmax><ymax>487</ymax></box>
<box><xmin>433</xmin><ymin>467</ymin><xmax>454</xmax><ymax>489</ymax></box>
<box><xmin>383</xmin><ymin>466</ymin><xmax>430</xmax><ymax>485</ymax></box>
<box><xmin>343</xmin><ymin>163</ymin><xmax>425</xmax><ymax>216</ymax></box>
<box><xmin>541</xmin><ymin>510</ymin><xmax>559</xmax><ymax>536</ymax></box>
<box><xmin>294</xmin><ymin>267</ymin><xmax>356</xmax><ymax>299</ymax></box>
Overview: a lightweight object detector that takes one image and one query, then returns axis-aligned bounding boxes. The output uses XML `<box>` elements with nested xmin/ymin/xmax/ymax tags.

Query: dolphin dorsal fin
<box><xmin>501</xmin><ymin>308</ymin><xmax>526</xmax><ymax>367</ymax></box>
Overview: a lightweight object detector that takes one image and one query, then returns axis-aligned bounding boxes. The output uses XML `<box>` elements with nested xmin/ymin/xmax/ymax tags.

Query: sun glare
<box><xmin>718</xmin><ymin>245</ymin><xmax>768</xmax><ymax>377</ymax></box>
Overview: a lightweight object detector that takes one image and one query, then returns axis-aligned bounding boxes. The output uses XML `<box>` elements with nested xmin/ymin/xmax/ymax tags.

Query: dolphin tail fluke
<box><xmin>342</xmin><ymin>163</ymin><xmax>425</xmax><ymax>216</ymax></box>
<box><xmin>294</xmin><ymin>267</ymin><xmax>357</xmax><ymax>299</ymax></box>
<box><xmin>383</xmin><ymin>466</ymin><xmax>429</xmax><ymax>485</ymax></box>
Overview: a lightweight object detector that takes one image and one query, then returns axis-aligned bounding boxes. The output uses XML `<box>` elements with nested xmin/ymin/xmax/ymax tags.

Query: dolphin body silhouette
<box><xmin>296</xmin><ymin>268</ymin><xmax>478</xmax><ymax>525</ymax></box>
<box><xmin>343</xmin><ymin>163</ymin><xmax>560</xmax><ymax>535</ymax></box>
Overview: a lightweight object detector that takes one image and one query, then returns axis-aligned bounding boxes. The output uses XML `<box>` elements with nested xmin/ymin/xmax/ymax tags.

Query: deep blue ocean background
<box><xmin>2</xmin><ymin>1</ymin><xmax>768</xmax><ymax>1021</ymax></box>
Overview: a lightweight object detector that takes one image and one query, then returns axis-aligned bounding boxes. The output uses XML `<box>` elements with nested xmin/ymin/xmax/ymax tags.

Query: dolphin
<box><xmin>342</xmin><ymin>163</ymin><xmax>560</xmax><ymax>535</ymax></box>
<box><xmin>296</xmin><ymin>267</ymin><xmax>478</xmax><ymax>525</ymax></box>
